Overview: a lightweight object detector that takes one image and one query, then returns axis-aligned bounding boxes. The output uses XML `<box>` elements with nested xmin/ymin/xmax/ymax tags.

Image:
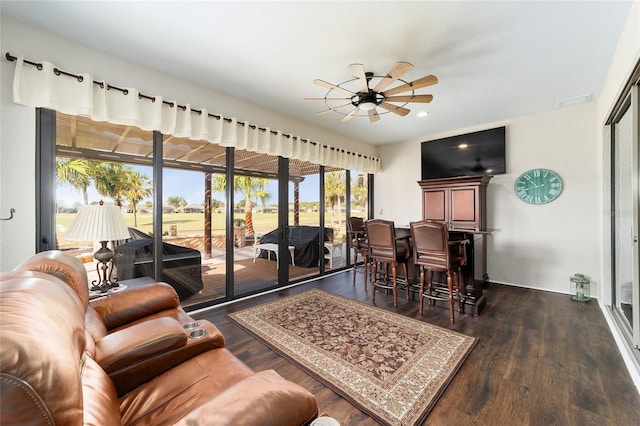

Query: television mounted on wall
<box><xmin>421</xmin><ymin>126</ymin><xmax>506</xmax><ymax>180</ymax></box>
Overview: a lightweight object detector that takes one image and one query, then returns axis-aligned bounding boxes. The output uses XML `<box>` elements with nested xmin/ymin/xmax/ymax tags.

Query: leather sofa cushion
<box><xmin>119</xmin><ymin>348</ymin><xmax>255</xmax><ymax>425</ymax></box>
<box><xmin>174</xmin><ymin>369</ymin><xmax>319</xmax><ymax>426</ymax></box>
<box><xmin>91</xmin><ymin>282</ymin><xmax>180</xmax><ymax>330</ymax></box>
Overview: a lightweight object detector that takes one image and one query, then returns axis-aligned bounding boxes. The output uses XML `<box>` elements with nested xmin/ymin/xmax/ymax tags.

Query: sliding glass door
<box><xmin>41</xmin><ymin>110</ymin><xmax>367</xmax><ymax>309</ymax></box>
<box><xmin>611</xmin><ymin>84</ymin><xmax>640</xmax><ymax>349</ymax></box>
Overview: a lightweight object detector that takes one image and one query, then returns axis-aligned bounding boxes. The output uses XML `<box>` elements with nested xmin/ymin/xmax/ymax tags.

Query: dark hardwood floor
<box><xmin>190</xmin><ymin>270</ymin><xmax>640</xmax><ymax>425</ymax></box>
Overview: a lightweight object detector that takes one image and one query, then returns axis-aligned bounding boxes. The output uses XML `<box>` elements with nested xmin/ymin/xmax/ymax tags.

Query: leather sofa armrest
<box><xmin>91</xmin><ymin>282</ymin><xmax>180</xmax><ymax>330</ymax></box>
<box><xmin>95</xmin><ymin>317</ymin><xmax>187</xmax><ymax>373</ymax></box>
<box><xmin>107</xmin><ymin>320</ymin><xmax>225</xmax><ymax>396</ymax></box>
<box><xmin>173</xmin><ymin>369</ymin><xmax>318</xmax><ymax>426</ymax></box>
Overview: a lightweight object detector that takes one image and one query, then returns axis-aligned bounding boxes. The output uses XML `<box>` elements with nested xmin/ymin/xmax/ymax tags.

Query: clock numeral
<box><xmin>533</xmin><ymin>170</ymin><xmax>541</xmax><ymax>177</ymax></box>
<box><xmin>534</xmin><ymin>196</ymin><xmax>541</xmax><ymax>204</ymax></box>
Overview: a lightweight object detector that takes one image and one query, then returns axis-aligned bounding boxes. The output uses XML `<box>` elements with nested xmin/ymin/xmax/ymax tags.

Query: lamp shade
<box><xmin>65</xmin><ymin>204</ymin><xmax>130</xmax><ymax>242</ymax></box>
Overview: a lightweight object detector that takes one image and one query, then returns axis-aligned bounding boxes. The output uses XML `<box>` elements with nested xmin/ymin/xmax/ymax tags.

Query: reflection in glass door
<box><xmin>612</xmin><ymin>86</ymin><xmax>639</xmax><ymax>348</ymax></box>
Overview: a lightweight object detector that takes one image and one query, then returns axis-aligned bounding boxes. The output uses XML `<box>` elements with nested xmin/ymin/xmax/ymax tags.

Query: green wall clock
<box><xmin>514</xmin><ymin>168</ymin><xmax>563</xmax><ymax>205</ymax></box>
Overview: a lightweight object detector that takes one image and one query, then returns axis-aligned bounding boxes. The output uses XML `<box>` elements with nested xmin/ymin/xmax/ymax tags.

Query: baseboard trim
<box><xmin>599</xmin><ymin>300</ymin><xmax>640</xmax><ymax>394</ymax></box>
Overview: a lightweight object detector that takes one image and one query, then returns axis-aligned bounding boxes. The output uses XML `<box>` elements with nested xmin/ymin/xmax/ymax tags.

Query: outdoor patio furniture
<box><xmin>253</xmin><ymin>243</ymin><xmax>295</xmax><ymax>267</ymax></box>
<box><xmin>257</xmin><ymin>226</ymin><xmax>334</xmax><ymax>268</ymax></box>
<box><xmin>114</xmin><ymin>228</ymin><xmax>203</xmax><ymax>300</ymax></box>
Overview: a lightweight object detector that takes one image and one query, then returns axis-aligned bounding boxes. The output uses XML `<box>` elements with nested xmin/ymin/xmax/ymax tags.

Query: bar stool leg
<box><xmin>392</xmin><ymin>263</ymin><xmax>398</xmax><ymax>308</ymax></box>
<box><xmin>446</xmin><ymin>271</ymin><xmax>455</xmax><ymax>324</ymax></box>
<box><xmin>403</xmin><ymin>263</ymin><xmax>410</xmax><ymax>301</ymax></box>
<box><xmin>419</xmin><ymin>267</ymin><xmax>425</xmax><ymax>316</ymax></box>
<box><xmin>372</xmin><ymin>261</ymin><xmax>378</xmax><ymax>303</ymax></box>
<box><xmin>352</xmin><ymin>249</ymin><xmax>358</xmax><ymax>285</ymax></box>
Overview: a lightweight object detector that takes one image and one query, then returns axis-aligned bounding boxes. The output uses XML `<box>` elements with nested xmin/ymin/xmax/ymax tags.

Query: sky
<box><xmin>56</xmin><ymin>165</ymin><xmax>322</xmax><ymax>208</ymax></box>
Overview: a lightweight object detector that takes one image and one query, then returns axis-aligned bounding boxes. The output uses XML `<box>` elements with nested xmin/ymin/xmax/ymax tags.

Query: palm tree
<box><xmin>213</xmin><ymin>175</ymin><xmax>270</xmax><ymax>236</ymax></box>
<box><xmin>56</xmin><ymin>158</ymin><xmax>91</xmax><ymax>205</ymax></box>
<box><xmin>325</xmin><ymin>171</ymin><xmax>346</xmax><ymax>228</ymax></box>
<box><xmin>122</xmin><ymin>171</ymin><xmax>152</xmax><ymax>227</ymax></box>
<box><xmin>92</xmin><ymin>162</ymin><xmax>130</xmax><ymax>207</ymax></box>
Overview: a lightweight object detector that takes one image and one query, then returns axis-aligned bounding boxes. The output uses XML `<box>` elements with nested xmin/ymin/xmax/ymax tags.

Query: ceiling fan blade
<box><xmin>341</xmin><ymin>107</ymin><xmax>360</xmax><ymax>122</ymax></box>
<box><xmin>383</xmin><ymin>94</ymin><xmax>433</xmax><ymax>103</ymax></box>
<box><xmin>314</xmin><ymin>79</ymin><xmax>356</xmax><ymax>96</ymax></box>
<box><xmin>378</xmin><ymin>102</ymin><xmax>411</xmax><ymax>117</ymax></box>
<box><xmin>383</xmin><ymin>75</ymin><xmax>438</xmax><ymax>96</ymax></box>
<box><xmin>368</xmin><ymin>109</ymin><xmax>380</xmax><ymax>123</ymax></box>
<box><xmin>373</xmin><ymin>61</ymin><xmax>414</xmax><ymax>93</ymax></box>
<box><xmin>348</xmin><ymin>63</ymin><xmax>369</xmax><ymax>92</ymax></box>
<box><xmin>304</xmin><ymin>97</ymin><xmax>351</xmax><ymax>102</ymax></box>
<box><xmin>315</xmin><ymin>103</ymin><xmax>352</xmax><ymax>115</ymax></box>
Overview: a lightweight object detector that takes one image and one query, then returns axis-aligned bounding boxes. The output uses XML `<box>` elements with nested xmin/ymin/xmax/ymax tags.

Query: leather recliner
<box><xmin>0</xmin><ymin>266</ymin><xmax>318</xmax><ymax>425</ymax></box>
<box><xmin>13</xmin><ymin>250</ymin><xmax>225</xmax><ymax>395</ymax></box>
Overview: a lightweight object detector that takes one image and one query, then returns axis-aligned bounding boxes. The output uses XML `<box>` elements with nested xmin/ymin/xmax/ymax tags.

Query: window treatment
<box><xmin>11</xmin><ymin>56</ymin><xmax>380</xmax><ymax>173</ymax></box>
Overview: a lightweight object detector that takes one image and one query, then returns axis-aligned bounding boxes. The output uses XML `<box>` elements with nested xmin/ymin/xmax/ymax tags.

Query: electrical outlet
<box><xmin>379</xmin><ymin>209</ymin><xmax>383</xmax><ymax>215</ymax></box>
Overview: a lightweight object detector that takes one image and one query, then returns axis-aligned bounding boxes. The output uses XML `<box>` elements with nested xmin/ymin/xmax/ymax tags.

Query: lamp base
<box><xmin>91</xmin><ymin>241</ymin><xmax>119</xmax><ymax>293</ymax></box>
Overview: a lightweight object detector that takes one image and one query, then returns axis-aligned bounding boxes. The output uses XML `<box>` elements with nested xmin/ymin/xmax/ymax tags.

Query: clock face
<box><xmin>514</xmin><ymin>168</ymin><xmax>563</xmax><ymax>205</ymax></box>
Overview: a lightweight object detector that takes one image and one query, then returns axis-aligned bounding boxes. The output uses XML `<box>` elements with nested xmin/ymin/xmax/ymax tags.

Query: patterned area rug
<box><xmin>228</xmin><ymin>289</ymin><xmax>478</xmax><ymax>425</ymax></box>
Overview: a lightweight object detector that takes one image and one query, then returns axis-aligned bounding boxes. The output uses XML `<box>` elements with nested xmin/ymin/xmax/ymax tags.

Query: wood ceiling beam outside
<box><xmin>112</xmin><ymin>126</ymin><xmax>132</xmax><ymax>152</ymax></box>
<box><xmin>70</xmin><ymin>115</ymin><xmax>77</xmax><ymax>147</ymax></box>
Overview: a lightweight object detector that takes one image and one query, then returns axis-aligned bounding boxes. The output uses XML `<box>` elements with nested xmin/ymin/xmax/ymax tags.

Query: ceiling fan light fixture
<box><xmin>359</xmin><ymin>101</ymin><xmax>377</xmax><ymax>111</ymax></box>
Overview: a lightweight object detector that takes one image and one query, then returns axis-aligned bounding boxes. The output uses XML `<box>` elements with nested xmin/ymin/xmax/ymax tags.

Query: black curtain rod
<box><xmin>5</xmin><ymin>52</ymin><xmax>379</xmax><ymax>162</ymax></box>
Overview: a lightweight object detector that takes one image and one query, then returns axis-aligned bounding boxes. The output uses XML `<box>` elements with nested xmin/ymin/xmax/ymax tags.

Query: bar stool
<box><xmin>365</xmin><ymin>219</ymin><xmax>411</xmax><ymax>307</ymax></box>
<box><xmin>409</xmin><ymin>220</ymin><xmax>468</xmax><ymax>324</ymax></box>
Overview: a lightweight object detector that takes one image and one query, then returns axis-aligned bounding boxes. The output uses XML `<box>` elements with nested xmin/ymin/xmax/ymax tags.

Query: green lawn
<box><xmin>56</xmin><ymin>211</ymin><xmax>347</xmax><ymax>237</ymax></box>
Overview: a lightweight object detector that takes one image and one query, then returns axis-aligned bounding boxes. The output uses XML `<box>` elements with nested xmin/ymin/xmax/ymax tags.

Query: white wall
<box><xmin>376</xmin><ymin>104</ymin><xmax>600</xmax><ymax>295</ymax></box>
<box><xmin>0</xmin><ymin>14</ymin><xmax>376</xmax><ymax>271</ymax></box>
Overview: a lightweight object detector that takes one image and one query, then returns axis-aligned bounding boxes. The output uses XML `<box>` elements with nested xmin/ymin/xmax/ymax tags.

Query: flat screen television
<box><xmin>420</xmin><ymin>126</ymin><xmax>506</xmax><ymax>180</ymax></box>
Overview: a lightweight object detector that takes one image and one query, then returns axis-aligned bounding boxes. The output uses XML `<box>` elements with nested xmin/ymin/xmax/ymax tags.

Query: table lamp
<box><xmin>64</xmin><ymin>201</ymin><xmax>130</xmax><ymax>293</ymax></box>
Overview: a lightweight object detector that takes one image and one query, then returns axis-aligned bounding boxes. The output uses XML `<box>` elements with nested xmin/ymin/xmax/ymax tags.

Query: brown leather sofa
<box><xmin>13</xmin><ymin>250</ymin><xmax>225</xmax><ymax>395</ymax></box>
<box><xmin>1</xmin><ymin>252</ymin><xmax>318</xmax><ymax>425</ymax></box>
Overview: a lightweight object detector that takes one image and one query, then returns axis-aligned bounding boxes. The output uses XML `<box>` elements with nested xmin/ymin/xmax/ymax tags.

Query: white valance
<box><xmin>11</xmin><ymin>56</ymin><xmax>380</xmax><ymax>174</ymax></box>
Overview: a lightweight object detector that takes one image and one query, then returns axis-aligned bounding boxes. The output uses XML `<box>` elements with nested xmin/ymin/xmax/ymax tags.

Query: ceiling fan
<box><xmin>304</xmin><ymin>61</ymin><xmax>438</xmax><ymax>123</ymax></box>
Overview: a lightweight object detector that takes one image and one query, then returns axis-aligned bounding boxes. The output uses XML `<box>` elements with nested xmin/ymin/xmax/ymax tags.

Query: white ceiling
<box><xmin>1</xmin><ymin>1</ymin><xmax>634</xmax><ymax>145</ymax></box>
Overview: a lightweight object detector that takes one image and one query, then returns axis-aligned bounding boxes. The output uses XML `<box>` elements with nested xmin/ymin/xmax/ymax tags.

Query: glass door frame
<box><xmin>609</xmin><ymin>74</ymin><xmax>640</xmax><ymax>351</ymax></box>
<box><xmin>37</xmin><ymin>109</ymin><xmax>369</xmax><ymax>308</ymax></box>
